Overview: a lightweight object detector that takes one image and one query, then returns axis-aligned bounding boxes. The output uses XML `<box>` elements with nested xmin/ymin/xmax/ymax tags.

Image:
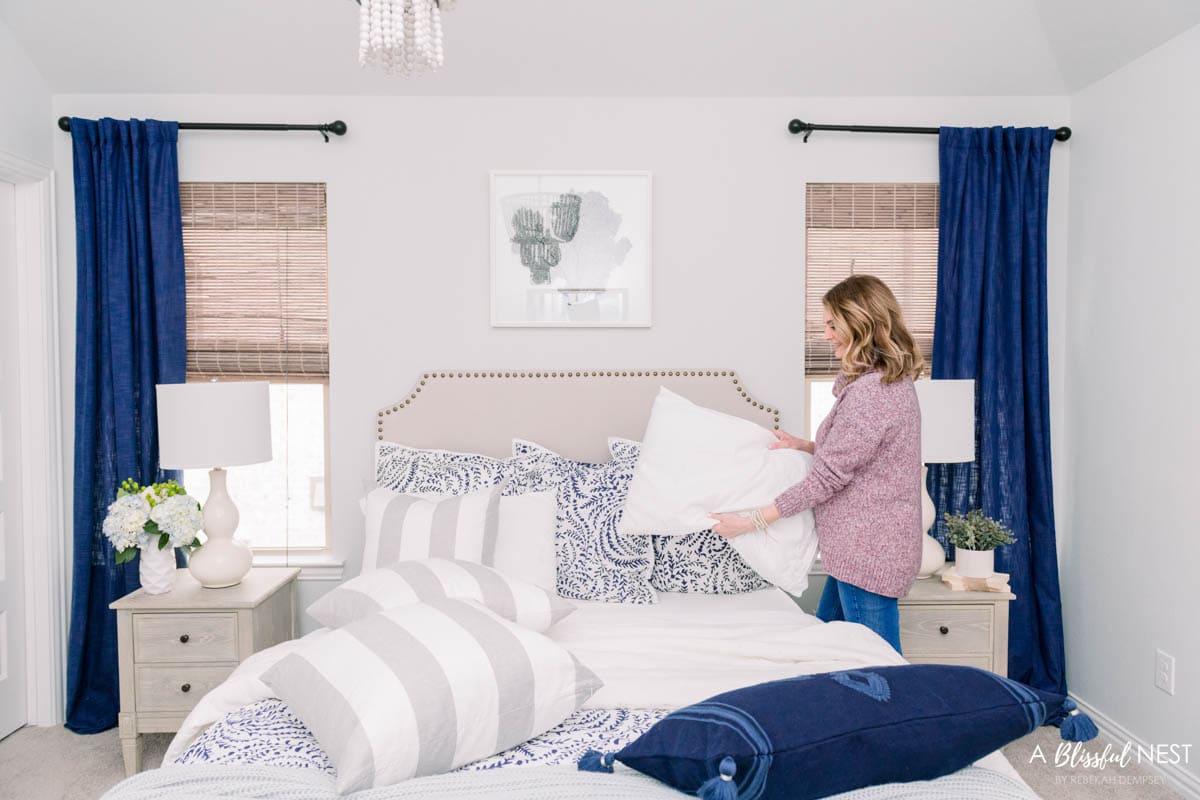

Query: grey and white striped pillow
<box><xmin>306</xmin><ymin>558</ymin><xmax>574</xmax><ymax>632</ymax></box>
<box><xmin>262</xmin><ymin>598</ymin><xmax>603</xmax><ymax>793</ymax></box>
<box><xmin>362</xmin><ymin>485</ymin><xmax>502</xmax><ymax>572</ymax></box>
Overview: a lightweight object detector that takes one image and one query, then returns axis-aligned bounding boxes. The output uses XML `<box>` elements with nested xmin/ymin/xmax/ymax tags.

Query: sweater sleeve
<box><xmin>774</xmin><ymin>381</ymin><xmax>893</xmax><ymax>517</ymax></box>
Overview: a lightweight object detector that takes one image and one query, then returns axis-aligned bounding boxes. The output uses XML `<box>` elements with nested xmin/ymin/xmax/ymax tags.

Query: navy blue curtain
<box><xmin>928</xmin><ymin>127</ymin><xmax>1065</xmax><ymax>694</ymax></box>
<box><xmin>65</xmin><ymin>119</ymin><xmax>187</xmax><ymax>734</ymax></box>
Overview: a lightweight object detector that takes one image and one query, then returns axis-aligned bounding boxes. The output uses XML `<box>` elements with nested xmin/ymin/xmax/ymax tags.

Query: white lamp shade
<box><xmin>156</xmin><ymin>382</ymin><xmax>273</xmax><ymax>469</ymax></box>
<box><xmin>914</xmin><ymin>379</ymin><xmax>975</xmax><ymax>464</ymax></box>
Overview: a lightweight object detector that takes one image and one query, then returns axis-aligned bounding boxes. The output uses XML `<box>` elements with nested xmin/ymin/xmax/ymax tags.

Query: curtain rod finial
<box><xmin>57</xmin><ymin>116</ymin><xmax>71</xmax><ymax>132</ymax></box>
<box><xmin>1055</xmin><ymin>127</ymin><xmax>1071</xmax><ymax>142</ymax></box>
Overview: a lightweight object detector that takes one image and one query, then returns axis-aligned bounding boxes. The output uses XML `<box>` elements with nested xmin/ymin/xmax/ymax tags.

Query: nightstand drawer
<box><xmin>133</xmin><ymin>613</ymin><xmax>238</xmax><ymax>663</ymax></box>
<box><xmin>899</xmin><ymin>605</ymin><xmax>992</xmax><ymax>655</ymax></box>
<box><xmin>134</xmin><ymin>665</ymin><xmax>235</xmax><ymax>712</ymax></box>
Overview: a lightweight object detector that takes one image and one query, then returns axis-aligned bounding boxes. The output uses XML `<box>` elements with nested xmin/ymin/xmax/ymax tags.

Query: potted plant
<box><xmin>942</xmin><ymin>509</ymin><xmax>1016</xmax><ymax>578</ymax></box>
<box><xmin>102</xmin><ymin>478</ymin><xmax>203</xmax><ymax>594</ymax></box>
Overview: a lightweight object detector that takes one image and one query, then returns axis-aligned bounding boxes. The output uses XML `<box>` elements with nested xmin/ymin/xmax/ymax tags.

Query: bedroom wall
<box><xmin>50</xmin><ymin>94</ymin><xmax>1071</xmax><ymax>623</ymax></box>
<box><xmin>0</xmin><ymin>15</ymin><xmax>52</xmax><ymax>166</ymax></box>
<box><xmin>1065</xmin><ymin>23</ymin><xmax>1200</xmax><ymax>793</ymax></box>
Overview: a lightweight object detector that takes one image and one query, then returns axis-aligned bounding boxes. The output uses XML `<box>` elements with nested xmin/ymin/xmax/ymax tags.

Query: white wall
<box><xmin>51</xmin><ymin>94</ymin><xmax>1070</xmax><ymax>622</ymax></box>
<box><xmin>0</xmin><ymin>15</ymin><xmax>51</xmax><ymax>166</ymax></box>
<box><xmin>1065</xmin><ymin>24</ymin><xmax>1200</xmax><ymax>791</ymax></box>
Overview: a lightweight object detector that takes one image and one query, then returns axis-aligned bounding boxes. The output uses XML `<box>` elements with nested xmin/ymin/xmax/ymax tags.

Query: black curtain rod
<box><xmin>788</xmin><ymin>119</ymin><xmax>1071</xmax><ymax>143</ymax></box>
<box><xmin>57</xmin><ymin>117</ymin><xmax>348</xmax><ymax>143</ymax></box>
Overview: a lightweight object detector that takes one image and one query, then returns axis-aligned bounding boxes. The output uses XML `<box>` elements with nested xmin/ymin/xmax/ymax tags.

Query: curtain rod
<box><xmin>56</xmin><ymin>117</ymin><xmax>348</xmax><ymax>143</ymax></box>
<box><xmin>788</xmin><ymin>119</ymin><xmax>1071</xmax><ymax>143</ymax></box>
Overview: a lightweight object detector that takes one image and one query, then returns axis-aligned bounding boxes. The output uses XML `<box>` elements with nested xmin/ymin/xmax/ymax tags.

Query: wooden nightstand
<box><xmin>109</xmin><ymin>567</ymin><xmax>299</xmax><ymax>776</ymax></box>
<box><xmin>898</xmin><ymin>571</ymin><xmax>1015</xmax><ymax>676</ymax></box>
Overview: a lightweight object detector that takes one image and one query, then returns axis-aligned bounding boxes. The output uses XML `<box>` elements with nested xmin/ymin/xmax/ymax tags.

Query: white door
<box><xmin>0</xmin><ymin>179</ymin><xmax>27</xmax><ymax>738</ymax></box>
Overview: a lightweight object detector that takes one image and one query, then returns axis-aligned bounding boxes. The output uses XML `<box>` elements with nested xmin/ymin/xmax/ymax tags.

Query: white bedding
<box><xmin>163</xmin><ymin>587</ymin><xmax>1027</xmax><ymax>789</ymax></box>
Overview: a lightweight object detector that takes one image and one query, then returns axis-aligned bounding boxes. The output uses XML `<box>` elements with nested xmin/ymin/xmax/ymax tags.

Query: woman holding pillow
<box><xmin>709</xmin><ymin>275</ymin><xmax>923</xmax><ymax>653</ymax></box>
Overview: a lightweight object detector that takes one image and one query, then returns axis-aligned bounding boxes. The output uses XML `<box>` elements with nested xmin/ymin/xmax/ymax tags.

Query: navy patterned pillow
<box><xmin>580</xmin><ymin>664</ymin><xmax>1097</xmax><ymax>800</ymax></box>
<box><xmin>512</xmin><ymin>440</ymin><xmax>656</xmax><ymax>605</ymax></box>
<box><xmin>374</xmin><ymin>441</ymin><xmax>537</xmax><ymax>495</ymax></box>
<box><xmin>608</xmin><ymin>439</ymin><xmax>768</xmax><ymax>594</ymax></box>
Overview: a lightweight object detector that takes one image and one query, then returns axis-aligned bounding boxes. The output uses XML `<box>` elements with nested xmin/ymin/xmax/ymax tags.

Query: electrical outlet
<box><xmin>1155</xmin><ymin>650</ymin><xmax>1176</xmax><ymax>696</ymax></box>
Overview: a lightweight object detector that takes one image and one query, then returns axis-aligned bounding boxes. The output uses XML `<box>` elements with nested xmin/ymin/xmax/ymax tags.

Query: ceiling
<box><xmin>2</xmin><ymin>0</ymin><xmax>1198</xmax><ymax>97</ymax></box>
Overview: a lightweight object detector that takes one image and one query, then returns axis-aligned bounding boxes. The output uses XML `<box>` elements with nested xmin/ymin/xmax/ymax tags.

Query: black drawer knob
<box><xmin>179</xmin><ymin>634</ymin><xmax>189</xmax><ymax>643</ymax></box>
<box><xmin>939</xmin><ymin>626</ymin><xmax>950</xmax><ymax>635</ymax></box>
<box><xmin>181</xmin><ymin>683</ymin><xmax>191</xmax><ymax>693</ymax></box>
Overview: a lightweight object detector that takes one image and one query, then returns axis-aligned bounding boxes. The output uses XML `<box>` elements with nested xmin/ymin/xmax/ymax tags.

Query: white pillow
<box><xmin>362</xmin><ymin>485</ymin><xmax>557</xmax><ymax>590</ymax></box>
<box><xmin>263</xmin><ymin>597</ymin><xmax>602</xmax><ymax>793</ymax></box>
<box><xmin>306</xmin><ymin>557</ymin><xmax>574</xmax><ymax>631</ymax></box>
<box><xmin>616</xmin><ymin>387</ymin><xmax>818</xmax><ymax>595</ymax></box>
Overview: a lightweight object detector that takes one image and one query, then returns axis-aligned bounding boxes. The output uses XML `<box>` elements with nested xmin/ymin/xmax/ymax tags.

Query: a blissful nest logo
<box><xmin>1030</xmin><ymin>741</ymin><xmax>1192</xmax><ymax>787</ymax></box>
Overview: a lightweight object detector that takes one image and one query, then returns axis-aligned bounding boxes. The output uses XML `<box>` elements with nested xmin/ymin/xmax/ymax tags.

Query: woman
<box><xmin>709</xmin><ymin>274</ymin><xmax>923</xmax><ymax>653</ymax></box>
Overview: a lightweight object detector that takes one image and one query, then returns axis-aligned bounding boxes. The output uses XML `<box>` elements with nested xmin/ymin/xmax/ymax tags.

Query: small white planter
<box><xmin>955</xmin><ymin>548</ymin><xmax>995</xmax><ymax>579</ymax></box>
<box><xmin>139</xmin><ymin>544</ymin><xmax>176</xmax><ymax>595</ymax></box>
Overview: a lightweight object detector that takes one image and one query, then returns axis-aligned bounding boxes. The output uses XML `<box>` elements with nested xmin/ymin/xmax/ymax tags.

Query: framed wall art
<box><xmin>490</xmin><ymin>171</ymin><xmax>652</xmax><ymax>327</ymax></box>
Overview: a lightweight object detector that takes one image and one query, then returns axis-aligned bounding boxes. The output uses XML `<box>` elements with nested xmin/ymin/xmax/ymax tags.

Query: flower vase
<box><xmin>139</xmin><ymin>544</ymin><xmax>176</xmax><ymax>594</ymax></box>
<box><xmin>955</xmin><ymin>548</ymin><xmax>995</xmax><ymax>579</ymax></box>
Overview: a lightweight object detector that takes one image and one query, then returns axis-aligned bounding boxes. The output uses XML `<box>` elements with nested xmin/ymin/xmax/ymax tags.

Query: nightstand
<box><xmin>109</xmin><ymin>567</ymin><xmax>299</xmax><ymax>776</ymax></box>
<box><xmin>898</xmin><ymin>571</ymin><xmax>1015</xmax><ymax>676</ymax></box>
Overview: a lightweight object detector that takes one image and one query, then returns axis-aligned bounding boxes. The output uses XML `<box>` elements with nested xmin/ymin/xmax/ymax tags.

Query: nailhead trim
<box><xmin>375</xmin><ymin>369</ymin><xmax>780</xmax><ymax>440</ymax></box>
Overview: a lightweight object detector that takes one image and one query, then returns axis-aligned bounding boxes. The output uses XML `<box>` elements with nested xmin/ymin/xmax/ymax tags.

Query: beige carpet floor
<box><xmin>0</xmin><ymin>724</ymin><xmax>1187</xmax><ymax>800</ymax></box>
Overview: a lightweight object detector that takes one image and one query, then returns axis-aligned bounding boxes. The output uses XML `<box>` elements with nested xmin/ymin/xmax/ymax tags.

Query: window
<box><xmin>804</xmin><ymin>183</ymin><xmax>938</xmax><ymax>436</ymax></box>
<box><xmin>178</xmin><ymin>183</ymin><xmax>329</xmax><ymax>551</ymax></box>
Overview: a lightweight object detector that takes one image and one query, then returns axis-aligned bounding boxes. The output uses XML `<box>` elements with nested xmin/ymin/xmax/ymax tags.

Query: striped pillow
<box><xmin>262</xmin><ymin>598</ymin><xmax>603</xmax><ymax>793</ymax></box>
<box><xmin>362</xmin><ymin>485</ymin><xmax>503</xmax><ymax>572</ymax></box>
<box><xmin>306</xmin><ymin>558</ymin><xmax>574</xmax><ymax>632</ymax></box>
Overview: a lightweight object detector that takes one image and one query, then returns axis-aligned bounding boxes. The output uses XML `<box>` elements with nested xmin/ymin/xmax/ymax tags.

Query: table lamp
<box><xmin>913</xmin><ymin>379</ymin><xmax>975</xmax><ymax>578</ymax></box>
<box><xmin>156</xmin><ymin>382</ymin><xmax>272</xmax><ymax>588</ymax></box>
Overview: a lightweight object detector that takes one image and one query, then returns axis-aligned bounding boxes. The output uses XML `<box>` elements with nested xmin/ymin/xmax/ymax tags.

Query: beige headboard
<box><xmin>375</xmin><ymin>369</ymin><xmax>782</xmax><ymax>463</ymax></box>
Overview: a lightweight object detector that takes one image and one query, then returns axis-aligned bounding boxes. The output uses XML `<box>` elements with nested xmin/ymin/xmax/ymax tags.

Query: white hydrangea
<box><xmin>149</xmin><ymin>494</ymin><xmax>203</xmax><ymax>548</ymax></box>
<box><xmin>102</xmin><ymin>495</ymin><xmax>150</xmax><ymax>553</ymax></box>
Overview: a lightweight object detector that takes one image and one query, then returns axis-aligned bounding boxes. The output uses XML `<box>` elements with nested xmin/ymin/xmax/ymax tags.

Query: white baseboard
<box><xmin>1070</xmin><ymin>691</ymin><xmax>1200</xmax><ymax>800</ymax></box>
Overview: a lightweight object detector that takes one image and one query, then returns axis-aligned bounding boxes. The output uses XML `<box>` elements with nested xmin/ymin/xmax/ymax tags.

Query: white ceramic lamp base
<box><xmin>189</xmin><ymin>467</ymin><xmax>253</xmax><ymax>588</ymax></box>
<box><xmin>917</xmin><ymin>465</ymin><xmax>946</xmax><ymax>579</ymax></box>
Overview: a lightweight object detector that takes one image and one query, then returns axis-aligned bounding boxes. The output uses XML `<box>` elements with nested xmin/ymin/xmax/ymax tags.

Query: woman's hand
<box><xmin>769</xmin><ymin>429</ymin><xmax>815</xmax><ymax>454</ymax></box>
<box><xmin>708</xmin><ymin>512</ymin><xmax>755</xmax><ymax>539</ymax></box>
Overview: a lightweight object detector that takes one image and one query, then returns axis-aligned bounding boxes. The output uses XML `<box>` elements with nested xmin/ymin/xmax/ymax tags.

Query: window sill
<box><xmin>252</xmin><ymin>551</ymin><xmax>344</xmax><ymax>582</ymax></box>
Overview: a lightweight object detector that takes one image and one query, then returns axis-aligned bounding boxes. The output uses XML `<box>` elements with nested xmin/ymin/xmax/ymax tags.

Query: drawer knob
<box><xmin>179</xmin><ymin>634</ymin><xmax>189</xmax><ymax>644</ymax></box>
<box><xmin>939</xmin><ymin>626</ymin><xmax>950</xmax><ymax>635</ymax></box>
<box><xmin>181</xmin><ymin>683</ymin><xmax>192</xmax><ymax>693</ymax></box>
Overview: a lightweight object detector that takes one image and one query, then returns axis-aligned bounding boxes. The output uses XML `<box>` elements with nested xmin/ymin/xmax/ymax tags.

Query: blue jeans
<box><xmin>817</xmin><ymin>576</ymin><xmax>903</xmax><ymax>654</ymax></box>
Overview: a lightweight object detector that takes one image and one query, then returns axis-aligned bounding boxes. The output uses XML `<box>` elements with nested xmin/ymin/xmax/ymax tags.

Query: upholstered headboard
<box><xmin>375</xmin><ymin>369</ymin><xmax>782</xmax><ymax>463</ymax></box>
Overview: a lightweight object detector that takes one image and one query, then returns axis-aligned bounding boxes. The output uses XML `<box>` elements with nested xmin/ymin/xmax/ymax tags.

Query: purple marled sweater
<box><xmin>774</xmin><ymin>371</ymin><xmax>922</xmax><ymax>598</ymax></box>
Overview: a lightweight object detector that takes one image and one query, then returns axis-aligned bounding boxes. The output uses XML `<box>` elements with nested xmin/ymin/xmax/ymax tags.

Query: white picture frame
<box><xmin>490</xmin><ymin>171</ymin><xmax>652</xmax><ymax>327</ymax></box>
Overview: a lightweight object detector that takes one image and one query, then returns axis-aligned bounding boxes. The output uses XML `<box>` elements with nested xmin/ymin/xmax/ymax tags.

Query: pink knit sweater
<box><xmin>774</xmin><ymin>371</ymin><xmax>922</xmax><ymax>598</ymax></box>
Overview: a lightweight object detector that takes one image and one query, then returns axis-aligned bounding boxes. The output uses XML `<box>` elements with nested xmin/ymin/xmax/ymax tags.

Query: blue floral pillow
<box><xmin>608</xmin><ymin>439</ymin><xmax>768</xmax><ymax>595</ymax></box>
<box><xmin>579</xmin><ymin>664</ymin><xmax>1097</xmax><ymax>800</ymax></box>
<box><xmin>374</xmin><ymin>441</ymin><xmax>537</xmax><ymax>495</ymax></box>
<box><xmin>512</xmin><ymin>440</ymin><xmax>656</xmax><ymax>605</ymax></box>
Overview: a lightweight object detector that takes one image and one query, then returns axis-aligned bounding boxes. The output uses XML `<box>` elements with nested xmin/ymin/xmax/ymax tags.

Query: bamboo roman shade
<box><xmin>805</xmin><ymin>183</ymin><xmax>939</xmax><ymax>377</ymax></box>
<box><xmin>180</xmin><ymin>183</ymin><xmax>328</xmax><ymax>382</ymax></box>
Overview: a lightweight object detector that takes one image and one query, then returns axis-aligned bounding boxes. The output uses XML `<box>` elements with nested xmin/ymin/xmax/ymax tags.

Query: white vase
<box><xmin>139</xmin><ymin>543</ymin><xmax>176</xmax><ymax>595</ymax></box>
<box><xmin>955</xmin><ymin>548</ymin><xmax>995</xmax><ymax>579</ymax></box>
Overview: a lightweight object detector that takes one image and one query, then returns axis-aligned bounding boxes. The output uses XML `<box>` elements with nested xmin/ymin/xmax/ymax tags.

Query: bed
<box><xmin>101</xmin><ymin>370</ymin><xmax>1040</xmax><ymax>800</ymax></box>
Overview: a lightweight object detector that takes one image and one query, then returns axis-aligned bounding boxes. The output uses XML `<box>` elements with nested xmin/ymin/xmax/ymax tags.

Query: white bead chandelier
<box><xmin>357</xmin><ymin>0</ymin><xmax>458</xmax><ymax>75</ymax></box>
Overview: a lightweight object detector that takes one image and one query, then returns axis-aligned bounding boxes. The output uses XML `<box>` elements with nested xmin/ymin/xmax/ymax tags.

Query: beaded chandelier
<box><xmin>356</xmin><ymin>0</ymin><xmax>458</xmax><ymax>75</ymax></box>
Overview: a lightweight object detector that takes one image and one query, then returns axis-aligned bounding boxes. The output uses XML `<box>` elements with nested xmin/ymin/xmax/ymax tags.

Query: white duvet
<box><xmin>163</xmin><ymin>588</ymin><xmax>1026</xmax><ymax>787</ymax></box>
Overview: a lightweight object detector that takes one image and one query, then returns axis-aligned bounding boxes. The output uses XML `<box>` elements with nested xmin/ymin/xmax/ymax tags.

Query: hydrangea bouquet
<box><xmin>103</xmin><ymin>478</ymin><xmax>204</xmax><ymax>564</ymax></box>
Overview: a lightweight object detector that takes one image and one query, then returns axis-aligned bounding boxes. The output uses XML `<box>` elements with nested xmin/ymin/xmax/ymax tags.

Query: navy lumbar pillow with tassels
<box><xmin>579</xmin><ymin>664</ymin><xmax>1096</xmax><ymax>800</ymax></box>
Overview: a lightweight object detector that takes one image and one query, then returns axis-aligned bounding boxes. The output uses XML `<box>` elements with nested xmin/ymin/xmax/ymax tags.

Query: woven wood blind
<box><xmin>805</xmin><ymin>183</ymin><xmax>939</xmax><ymax>377</ymax></box>
<box><xmin>180</xmin><ymin>183</ymin><xmax>328</xmax><ymax>382</ymax></box>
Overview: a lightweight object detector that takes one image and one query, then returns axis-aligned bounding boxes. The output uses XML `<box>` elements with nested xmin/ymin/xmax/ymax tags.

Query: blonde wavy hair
<box><xmin>824</xmin><ymin>275</ymin><xmax>925</xmax><ymax>384</ymax></box>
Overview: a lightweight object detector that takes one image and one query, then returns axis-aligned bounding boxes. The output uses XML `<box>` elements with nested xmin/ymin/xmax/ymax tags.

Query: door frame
<box><xmin>0</xmin><ymin>150</ymin><xmax>66</xmax><ymax>726</ymax></box>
